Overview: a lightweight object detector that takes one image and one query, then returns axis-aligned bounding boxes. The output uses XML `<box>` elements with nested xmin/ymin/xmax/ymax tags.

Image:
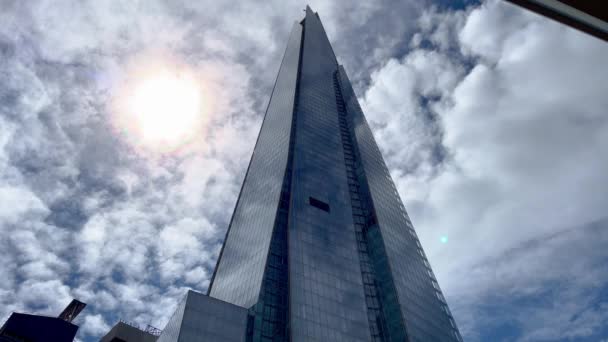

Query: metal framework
<box><xmin>118</xmin><ymin>319</ymin><xmax>163</xmax><ymax>336</ymax></box>
<box><xmin>57</xmin><ymin>299</ymin><xmax>86</xmax><ymax>323</ymax></box>
<box><xmin>505</xmin><ymin>0</ymin><xmax>608</xmax><ymax>41</ymax></box>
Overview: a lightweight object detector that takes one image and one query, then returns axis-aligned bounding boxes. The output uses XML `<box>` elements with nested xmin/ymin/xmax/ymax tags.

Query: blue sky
<box><xmin>1</xmin><ymin>0</ymin><xmax>607</xmax><ymax>341</ymax></box>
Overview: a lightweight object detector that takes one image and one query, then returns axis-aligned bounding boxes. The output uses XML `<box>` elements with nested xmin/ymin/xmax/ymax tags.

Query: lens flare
<box><xmin>129</xmin><ymin>71</ymin><xmax>201</xmax><ymax>145</ymax></box>
<box><xmin>113</xmin><ymin>57</ymin><xmax>208</xmax><ymax>154</ymax></box>
<box><xmin>440</xmin><ymin>235</ymin><xmax>449</xmax><ymax>244</ymax></box>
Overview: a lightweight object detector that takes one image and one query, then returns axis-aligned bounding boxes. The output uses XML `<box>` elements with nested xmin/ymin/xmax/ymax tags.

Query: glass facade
<box><xmin>287</xmin><ymin>7</ymin><xmax>371</xmax><ymax>342</ymax></box>
<box><xmin>157</xmin><ymin>291</ymin><xmax>248</xmax><ymax>342</ymax></box>
<box><xmin>334</xmin><ymin>70</ymin><xmax>395</xmax><ymax>342</ymax></box>
<box><xmin>208</xmin><ymin>22</ymin><xmax>302</xmax><ymax>309</ymax></box>
<box><xmin>196</xmin><ymin>5</ymin><xmax>462</xmax><ymax>342</ymax></box>
<box><xmin>157</xmin><ymin>294</ymin><xmax>186</xmax><ymax>342</ymax></box>
<box><xmin>338</xmin><ymin>67</ymin><xmax>463</xmax><ymax>341</ymax></box>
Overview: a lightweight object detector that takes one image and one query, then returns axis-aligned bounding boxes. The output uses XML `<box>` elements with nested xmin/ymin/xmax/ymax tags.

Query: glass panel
<box><xmin>208</xmin><ymin>22</ymin><xmax>303</xmax><ymax>309</ymax></box>
<box><xmin>288</xmin><ymin>8</ymin><xmax>371</xmax><ymax>342</ymax></box>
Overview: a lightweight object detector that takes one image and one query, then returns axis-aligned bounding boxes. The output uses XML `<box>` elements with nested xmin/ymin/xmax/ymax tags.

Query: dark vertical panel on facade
<box><xmin>208</xmin><ymin>22</ymin><xmax>303</xmax><ymax>309</ymax></box>
<box><xmin>287</xmin><ymin>7</ymin><xmax>371</xmax><ymax>342</ymax></box>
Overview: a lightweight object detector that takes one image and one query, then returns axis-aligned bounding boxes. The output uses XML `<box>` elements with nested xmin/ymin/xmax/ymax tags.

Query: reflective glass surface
<box><xmin>287</xmin><ymin>8</ymin><xmax>371</xmax><ymax>342</ymax></box>
<box><xmin>251</xmin><ymin>100</ymin><xmax>296</xmax><ymax>341</ymax></box>
<box><xmin>338</xmin><ymin>67</ymin><xmax>463</xmax><ymax>341</ymax></box>
<box><xmin>181</xmin><ymin>292</ymin><xmax>248</xmax><ymax>342</ymax></box>
<box><xmin>158</xmin><ymin>291</ymin><xmax>248</xmax><ymax>342</ymax></box>
<box><xmin>208</xmin><ymin>22</ymin><xmax>303</xmax><ymax>309</ymax></box>
<box><xmin>199</xmin><ymin>7</ymin><xmax>462</xmax><ymax>341</ymax></box>
<box><xmin>157</xmin><ymin>295</ymin><xmax>187</xmax><ymax>342</ymax></box>
<box><xmin>334</xmin><ymin>70</ymin><xmax>393</xmax><ymax>342</ymax></box>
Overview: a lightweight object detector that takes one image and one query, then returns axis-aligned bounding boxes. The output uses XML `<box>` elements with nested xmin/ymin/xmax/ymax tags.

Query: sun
<box><xmin>114</xmin><ymin>60</ymin><xmax>207</xmax><ymax>153</ymax></box>
<box><xmin>130</xmin><ymin>70</ymin><xmax>201</xmax><ymax>145</ymax></box>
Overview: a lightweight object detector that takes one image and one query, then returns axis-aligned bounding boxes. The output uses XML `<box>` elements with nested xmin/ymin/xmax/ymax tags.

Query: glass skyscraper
<box><xmin>156</xmin><ymin>6</ymin><xmax>462</xmax><ymax>342</ymax></box>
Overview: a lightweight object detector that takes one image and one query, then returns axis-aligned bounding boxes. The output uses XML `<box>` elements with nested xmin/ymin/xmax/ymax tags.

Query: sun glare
<box><xmin>130</xmin><ymin>71</ymin><xmax>201</xmax><ymax>143</ymax></box>
<box><xmin>114</xmin><ymin>60</ymin><xmax>207</xmax><ymax>153</ymax></box>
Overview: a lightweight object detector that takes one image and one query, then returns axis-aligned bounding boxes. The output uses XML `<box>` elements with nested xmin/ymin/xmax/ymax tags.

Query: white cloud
<box><xmin>0</xmin><ymin>186</ymin><xmax>48</xmax><ymax>224</ymax></box>
<box><xmin>184</xmin><ymin>266</ymin><xmax>209</xmax><ymax>285</ymax></box>
<box><xmin>417</xmin><ymin>6</ymin><xmax>468</xmax><ymax>52</ymax></box>
<box><xmin>0</xmin><ymin>1</ymin><xmax>303</xmax><ymax>335</ymax></box>
<box><xmin>157</xmin><ymin>217</ymin><xmax>216</xmax><ymax>284</ymax></box>
<box><xmin>81</xmin><ymin>314</ymin><xmax>111</xmax><ymax>337</ymax></box>
<box><xmin>15</xmin><ymin>280</ymin><xmax>73</xmax><ymax>315</ymax></box>
<box><xmin>2</xmin><ymin>0</ymin><xmax>606</xmax><ymax>341</ymax></box>
<box><xmin>78</xmin><ymin>206</ymin><xmax>158</xmax><ymax>278</ymax></box>
<box><xmin>363</xmin><ymin>0</ymin><xmax>608</xmax><ymax>340</ymax></box>
<box><xmin>459</xmin><ymin>0</ymin><xmax>532</xmax><ymax>61</ymax></box>
<box><xmin>362</xmin><ymin>49</ymin><xmax>464</xmax><ymax>182</ymax></box>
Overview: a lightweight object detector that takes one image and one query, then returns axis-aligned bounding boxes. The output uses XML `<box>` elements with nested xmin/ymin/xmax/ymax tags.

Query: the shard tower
<box><xmin>157</xmin><ymin>6</ymin><xmax>462</xmax><ymax>342</ymax></box>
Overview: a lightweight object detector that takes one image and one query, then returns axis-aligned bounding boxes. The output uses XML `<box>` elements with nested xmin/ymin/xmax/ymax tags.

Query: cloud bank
<box><xmin>1</xmin><ymin>0</ymin><xmax>607</xmax><ymax>341</ymax></box>
<box><xmin>362</xmin><ymin>1</ymin><xmax>608</xmax><ymax>340</ymax></box>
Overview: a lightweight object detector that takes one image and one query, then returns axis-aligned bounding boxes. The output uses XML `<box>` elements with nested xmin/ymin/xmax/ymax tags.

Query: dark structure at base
<box><xmin>0</xmin><ymin>313</ymin><xmax>78</xmax><ymax>342</ymax></box>
<box><xmin>0</xmin><ymin>299</ymin><xmax>85</xmax><ymax>342</ymax></box>
<box><xmin>156</xmin><ymin>291</ymin><xmax>248</xmax><ymax>342</ymax></box>
<box><xmin>100</xmin><ymin>322</ymin><xmax>160</xmax><ymax>342</ymax></box>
